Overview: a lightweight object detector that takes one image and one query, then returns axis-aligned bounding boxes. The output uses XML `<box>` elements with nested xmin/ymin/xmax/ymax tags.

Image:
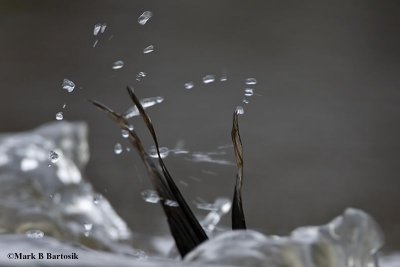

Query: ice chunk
<box><xmin>185</xmin><ymin>208</ymin><xmax>384</xmax><ymax>267</ymax></box>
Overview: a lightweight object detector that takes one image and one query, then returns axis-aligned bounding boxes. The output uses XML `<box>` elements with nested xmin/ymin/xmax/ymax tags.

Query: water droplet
<box><xmin>143</xmin><ymin>45</ymin><xmax>154</xmax><ymax>54</ymax></box>
<box><xmin>26</xmin><ymin>230</ymin><xmax>44</xmax><ymax>239</ymax></box>
<box><xmin>123</xmin><ymin>96</ymin><xmax>164</xmax><ymax>118</ymax></box>
<box><xmin>114</xmin><ymin>143</ymin><xmax>123</xmax><ymax>154</ymax></box>
<box><xmin>127</xmin><ymin>124</ymin><xmax>134</xmax><ymax>131</ymax></box>
<box><xmin>62</xmin><ymin>79</ymin><xmax>75</xmax><ymax>93</ymax></box>
<box><xmin>165</xmin><ymin>199</ymin><xmax>179</xmax><ymax>207</ymax></box>
<box><xmin>62</xmin><ymin>104</ymin><xmax>67</xmax><ymax>109</ymax></box>
<box><xmin>49</xmin><ymin>150</ymin><xmax>59</xmax><ymax>163</ymax></box>
<box><xmin>112</xmin><ymin>60</ymin><xmax>124</xmax><ymax>70</ymax></box>
<box><xmin>121</xmin><ymin>129</ymin><xmax>129</xmax><ymax>138</ymax></box>
<box><xmin>235</xmin><ymin>106</ymin><xmax>244</xmax><ymax>115</ymax></box>
<box><xmin>203</xmin><ymin>75</ymin><xmax>215</xmax><ymax>84</ymax></box>
<box><xmin>93</xmin><ymin>23</ymin><xmax>101</xmax><ymax>36</ymax></box>
<box><xmin>136</xmin><ymin>71</ymin><xmax>146</xmax><ymax>81</ymax></box>
<box><xmin>93</xmin><ymin>40</ymin><xmax>98</xmax><ymax>47</ymax></box>
<box><xmin>138</xmin><ymin>11</ymin><xmax>153</xmax><ymax>25</ymax></box>
<box><xmin>55</xmin><ymin>112</ymin><xmax>63</xmax><ymax>121</ymax></box>
<box><xmin>245</xmin><ymin>78</ymin><xmax>257</xmax><ymax>85</ymax></box>
<box><xmin>244</xmin><ymin>88</ymin><xmax>254</xmax><ymax>96</ymax></box>
<box><xmin>100</xmin><ymin>23</ymin><xmax>107</xmax><ymax>33</ymax></box>
<box><xmin>93</xmin><ymin>194</ymin><xmax>102</xmax><ymax>205</ymax></box>
<box><xmin>93</xmin><ymin>23</ymin><xmax>107</xmax><ymax>35</ymax></box>
<box><xmin>184</xmin><ymin>82</ymin><xmax>194</xmax><ymax>89</ymax></box>
<box><xmin>141</xmin><ymin>190</ymin><xmax>161</xmax><ymax>203</ymax></box>
<box><xmin>149</xmin><ymin>146</ymin><xmax>169</xmax><ymax>159</ymax></box>
<box><xmin>242</xmin><ymin>99</ymin><xmax>249</xmax><ymax>104</ymax></box>
<box><xmin>220</xmin><ymin>75</ymin><xmax>227</xmax><ymax>82</ymax></box>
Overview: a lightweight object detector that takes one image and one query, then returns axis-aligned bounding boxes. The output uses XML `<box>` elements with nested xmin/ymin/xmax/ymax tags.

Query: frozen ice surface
<box><xmin>0</xmin><ymin>122</ymin><xmax>133</xmax><ymax>252</ymax></box>
<box><xmin>185</xmin><ymin>208</ymin><xmax>384</xmax><ymax>267</ymax></box>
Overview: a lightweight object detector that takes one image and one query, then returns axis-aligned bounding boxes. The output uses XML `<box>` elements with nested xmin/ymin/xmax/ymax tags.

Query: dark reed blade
<box><xmin>231</xmin><ymin>111</ymin><xmax>247</xmax><ymax>230</ymax></box>
<box><xmin>90</xmin><ymin>97</ymin><xmax>207</xmax><ymax>257</ymax></box>
<box><xmin>125</xmin><ymin>86</ymin><xmax>208</xmax><ymax>243</ymax></box>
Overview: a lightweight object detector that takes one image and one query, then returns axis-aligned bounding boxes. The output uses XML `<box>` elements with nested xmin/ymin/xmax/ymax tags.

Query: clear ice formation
<box><xmin>0</xmin><ymin>122</ymin><xmax>134</xmax><ymax>253</ymax></box>
<box><xmin>0</xmin><ymin>122</ymin><xmax>391</xmax><ymax>267</ymax></box>
<box><xmin>185</xmin><ymin>208</ymin><xmax>384</xmax><ymax>267</ymax></box>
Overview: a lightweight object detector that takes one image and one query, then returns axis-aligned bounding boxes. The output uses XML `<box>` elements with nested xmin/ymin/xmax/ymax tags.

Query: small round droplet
<box><xmin>220</xmin><ymin>75</ymin><xmax>227</xmax><ymax>82</ymax></box>
<box><xmin>242</xmin><ymin>99</ymin><xmax>249</xmax><ymax>104</ymax></box>
<box><xmin>62</xmin><ymin>79</ymin><xmax>75</xmax><ymax>93</ymax></box>
<box><xmin>235</xmin><ymin>106</ymin><xmax>244</xmax><ymax>115</ymax></box>
<box><xmin>244</xmin><ymin>88</ymin><xmax>254</xmax><ymax>96</ymax></box>
<box><xmin>49</xmin><ymin>150</ymin><xmax>59</xmax><ymax>163</ymax></box>
<box><xmin>121</xmin><ymin>129</ymin><xmax>129</xmax><ymax>138</ymax></box>
<box><xmin>114</xmin><ymin>143</ymin><xmax>123</xmax><ymax>154</ymax></box>
<box><xmin>203</xmin><ymin>75</ymin><xmax>215</xmax><ymax>84</ymax></box>
<box><xmin>149</xmin><ymin>146</ymin><xmax>169</xmax><ymax>159</ymax></box>
<box><xmin>184</xmin><ymin>82</ymin><xmax>194</xmax><ymax>89</ymax></box>
<box><xmin>127</xmin><ymin>124</ymin><xmax>134</xmax><ymax>131</ymax></box>
<box><xmin>138</xmin><ymin>11</ymin><xmax>153</xmax><ymax>25</ymax></box>
<box><xmin>141</xmin><ymin>190</ymin><xmax>161</xmax><ymax>203</ymax></box>
<box><xmin>55</xmin><ymin>112</ymin><xmax>63</xmax><ymax>121</ymax></box>
<box><xmin>245</xmin><ymin>78</ymin><xmax>257</xmax><ymax>85</ymax></box>
<box><xmin>143</xmin><ymin>45</ymin><xmax>154</xmax><ymax>54</ymax></box>
<box><xmin>136</xmin><ymin>71</ymin><xmax>146</xmax><ymax>81</ymax></box>
<box><xmin>26</xmin><ymin>230</ymin><xmax>44</xmax><ymax>239</ymax></box>
<box><xmin>112</xmin><ymin>60</ymin><xmax>124</xmax><ymax>70</ymax></box>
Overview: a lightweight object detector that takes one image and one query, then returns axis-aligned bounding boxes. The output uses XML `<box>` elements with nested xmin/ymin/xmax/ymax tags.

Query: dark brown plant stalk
<box><xmin>231</xmin><ymin>110</ymin><xmax>247</xmax><ymax>230</ymax></box>
<box><xmin>90</xmin><ymin>87</ymin><xmax>208</xmax><ymax>257</ymax></box>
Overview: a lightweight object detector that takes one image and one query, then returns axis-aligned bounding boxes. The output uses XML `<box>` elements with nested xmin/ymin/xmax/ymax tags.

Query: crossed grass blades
<box><xmin>90</xmin><ymin>87</ymin><xmax>246</xmax><ymax>258</ymax></box>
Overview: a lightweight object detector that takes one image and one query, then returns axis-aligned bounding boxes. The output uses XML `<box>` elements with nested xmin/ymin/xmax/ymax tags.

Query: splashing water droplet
<box><xmin>93</xmin><ymin>23</ymin><xmax>101</xmax><ymax>36</ymax></box>
<box><xmin>203</xmin><ymin>75</ymin><xmax>215</xmax><ymax>84</ymax></box>
<box><xmin>100</xmin><ymin>23</ymin><xmax>107</xmax><ymax>33</ymax></box>
<box><xmin>141</xmin><ymin>190</ymin><xmax>161</xmax><ymax>203</ymax></box>
<box><xmin>165</xmin><ymin>199</ymin><xmax>179</xmax><ymax>207</ymax></box>
<box><xmin>55</xmin><ymin>112</ymin><xmax>63</xmax><ymax>121</ymax></box>
<box><xmin>138</xmin><ymin>11</ymin><xmax>153</xmax><ymax>25</ymax></box>
<box><xmin>244</xmin><ymin>88</ymin><xmax>254</xmax><ymax>96</ymax></box>
<box><xmin>149</xmin><ymin>146</ymin><xmax>169</xmax><ymax>159</ymax></box>
<box><xmin>184</xmin><ymin>82</ymin><xmax>194</xmax><ymax>89</ymax></box>
<box><xmin>136</xmin><ymin>71</ymin><xmax>146</xmax><ymax>81</ymax></box>
<box><xmin>62</xmin><ymin>79</ymin><xmax>75</xmax><ymax>93</ymax></box>
<box><xmin>26</xmin><ymin>230</ymin><xmax>44</xmax><ymax>239</ymax></box>
<box><xmin>235</xmin><ymin>106</ymin><xmax>244</xmax><ymax>115</ymax></box>
<box><xmin>114</xmin><ymin>143</ymin><xmax>123</xmax><ymax>154</ymax></box>
<box><xmin>121</xmin><ymin>129</ymin><xmax>129</xmax><ymax>138</ymax></box>
<box><xmin>220</xmin><ymin>75</ymin><xmax>227</xmax><ymax>82</ymax></box>
<box><xmin>124</xmin><ymin>96</ymin><xmax>164</xmax><ymax>118</ymax></box>
<box><xmin>112</xmin><ymin>60</ymin><xmax>124</xmax><ymax>70</ymax></box>
<box><xmin>49</xmin><ymin>150</ymin><xmax>59</xmax><ymax>163</ymax></box>
<box><xmin>242</xmin><ymin>99</ymin><xmax>249</xmax><ymax>104</ymax></box>
<box><xmin>143</xmin><ymin>45</ymin><xmax>154</xmax><ymax>54</ymax></box>
<box><xmin>245</xmin><ymin>78</ymin><xmax>257</xmax><ymax>85</ymax></box>
<box><xmin>93</xmin><ymin>23</ymin><xmax>107</xmax><ymax>35</ymax></box>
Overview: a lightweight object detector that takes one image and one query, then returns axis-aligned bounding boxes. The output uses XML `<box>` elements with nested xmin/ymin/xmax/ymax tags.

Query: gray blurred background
<box><xmin>1</xmin><ymin>0</ymin><xmax>399</xmax><ymax>250</ymax></box>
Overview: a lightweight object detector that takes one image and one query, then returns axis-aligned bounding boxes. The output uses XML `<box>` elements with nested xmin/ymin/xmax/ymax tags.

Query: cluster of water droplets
<box><xmin>197</xmin><ymin>198</ymin><xmax>232</xmax><ymax>234</ymax></box>
<box><xmin>92</xmin><ymin>22</ymin><xmax>107</xmax><ymax>47</ymax></box>
<box><xmin>25</xmin><ymin>229</ymin><xmax>45</xmax><ymax>239</ymax></box>
<box><xmin>184</xmin><ymin>73</ymin><xmax>228</xmax><ymax>90</ymax></box>
<box><xmin>141</xmin><ymin>190</ymin><xmax>178</xmax><ymax>207</ymax></box>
